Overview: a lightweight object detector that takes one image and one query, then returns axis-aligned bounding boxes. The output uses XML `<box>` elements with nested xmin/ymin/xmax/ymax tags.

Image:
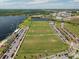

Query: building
<box><xmin>56</xmin><ymin>11</ymin><xmax>71</xmax><ymax>20</ymax></box>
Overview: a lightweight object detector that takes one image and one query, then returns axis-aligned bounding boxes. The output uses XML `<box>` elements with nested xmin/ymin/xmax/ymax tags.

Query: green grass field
<box><xmin>64</xmin><ymin>23</ymin><xmax>79</xmax><ymax>37</ymax></box>
<box><xmin>15</xmin><ymin>21</ymin><xmax>68</xmax><ymax>59</ymax></box>
<box><xmin>55</xmin><ymin>19</ymin><xmax>79</xmax><ymax>39</ymax></box>
<box><xmin>55</xmin><ymin>21</ymin><xmax>61</xmax><ymax>28</ymax></box>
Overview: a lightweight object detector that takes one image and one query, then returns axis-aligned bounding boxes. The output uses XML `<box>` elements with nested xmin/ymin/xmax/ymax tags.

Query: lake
<box><xmin>32</xmin><ymin>17</ymin><xmax>48</xmax><ymax>21</ymax></box>
<box><xmin>0</xmin><ymin>16</ymin><xmax>26</xmax><ymax>40</ymax></box>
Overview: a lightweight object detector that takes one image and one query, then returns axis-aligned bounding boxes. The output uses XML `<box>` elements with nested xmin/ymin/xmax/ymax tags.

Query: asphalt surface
<box><xmin>1</xmin><ymin>26</ymin><xmax>29</xmax><ymax>59</ymax></box>
<box><xmin>49</xmin><ymin>21</ymin><xmax>68</xmax><ymax>43</ymax></box>
<box><xmin>48</xmin><ymin>21</ymin><xmax>79</xmax><ymax>59</ymax></box>
<box><xmin>1</xmin><ymin>21</ymin><xmax>79</xmax><ymax>59</ymax></box>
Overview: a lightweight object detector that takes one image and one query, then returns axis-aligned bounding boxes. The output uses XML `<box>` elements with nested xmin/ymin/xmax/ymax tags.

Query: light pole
<box><xmin>60</xmin><ymin>13</ymin><xmax>65</xmax><ymax>28</ymax></box>
<box><xmin>61</xmin><ymin>17</ymin><xmax>64</xmax><ymax>28</ymax></box>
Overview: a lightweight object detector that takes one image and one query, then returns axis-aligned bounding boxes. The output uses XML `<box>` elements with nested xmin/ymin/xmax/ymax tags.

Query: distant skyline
<box><xmin>0</xmin><ymin>0</ymin><xmax>79</xmax><ymax>9</ymax></box>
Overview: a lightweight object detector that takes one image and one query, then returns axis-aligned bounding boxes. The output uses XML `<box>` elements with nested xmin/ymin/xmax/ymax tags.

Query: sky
<box><xmin>0</xmin><ymin>0</ymin><xmax>79</xmax><ymax>9</ymax></box>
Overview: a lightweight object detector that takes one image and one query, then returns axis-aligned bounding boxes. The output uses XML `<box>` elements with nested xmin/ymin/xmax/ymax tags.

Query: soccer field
<box><xmin>15</xmin><ymin>21</ymin><xmax>68</xmax><ymax>59</ymax></box>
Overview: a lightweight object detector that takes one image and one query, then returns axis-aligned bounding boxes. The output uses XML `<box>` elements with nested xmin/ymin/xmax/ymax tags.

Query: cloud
<box><xmin>0</xmin><ymin>0</ymin><xmax>10</xmax><ymax>2</ymax></box>
<box><xmin>73</xmin><ymin>0</ymin><xmax>79</xmax><ymax>2</ymax></box>
<box><xmin>26</xmin><ymin>0</ymin><xmax>59</xmax><ymax>4</ymax></box>
<box><xmin>0</xmin><ymin>0</ymin><xmax>51</xmax><ymax>5</ymax></box>
<box><xmin>27</xmin><ymin>0</ymin><xmax>49</xmax><ymax>4</ymax></box>
<box><xmin>71</xmin><ymin>0</ymin><xmax>79</xmax><ymax>3</ymax></box>
<box><xmin>0</xmin><ymin>0</ymin><xmax>79</xmax><ymax>9</ymax></box>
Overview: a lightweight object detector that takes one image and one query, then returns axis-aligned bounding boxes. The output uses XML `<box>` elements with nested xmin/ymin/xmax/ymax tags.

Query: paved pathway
<box><xmin>40</xmin><ymin>21</ymin><xmax>79</xmax><ymax>59</ymax></box>
<box><xmin>40</xmin><ymin>21</ymin><xmax>69</xmax><ymax>59</ymax></box>
<box><xmin>49</xmin><ymin>21</ymin><xmax>69</xmax><ymax>43</ymax></box>
<box><xmin>1</xmin><ymin>26</ymin><xmax>29</xmax><ymax>59</ymax></box>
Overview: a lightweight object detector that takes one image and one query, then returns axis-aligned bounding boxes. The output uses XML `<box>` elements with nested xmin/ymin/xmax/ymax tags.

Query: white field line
<box><xmin>27</xmin><ymin>34</ymin><xmax>58</xmax><ymax>36</ymax></box>
<box><xmin>40</xmin><ymin>21</ymin><xmax>69</xmax><ymax>59</ymax></box>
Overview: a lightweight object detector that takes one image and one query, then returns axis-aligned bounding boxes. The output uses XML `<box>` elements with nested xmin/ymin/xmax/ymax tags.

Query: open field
<box><xmin>64</xmin><ymin>23</ymin><xmax>79</xmax><ymax>37</ymax></box>
<box><xmin>55</xmin><ymin>21</ymin><xmax>61</xmax><ymax>28</ymax></box>
<box><xmin>15</xmin><ymin>21</ymin><xmax>68</xmax><ymax>59</ymax></box>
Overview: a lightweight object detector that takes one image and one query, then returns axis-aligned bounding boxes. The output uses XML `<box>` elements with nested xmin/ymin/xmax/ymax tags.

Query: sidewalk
<box><xmin>1</xmin><ymin>26</ymin><xmax>29</xmax><ymax>59</ymax></box>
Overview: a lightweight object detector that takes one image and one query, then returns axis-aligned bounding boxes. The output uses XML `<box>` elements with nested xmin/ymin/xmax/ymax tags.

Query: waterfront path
<box><xmin>1</xmin><ymin>26</ymin><xmax>29</xmax><ymax>59</ymax></box>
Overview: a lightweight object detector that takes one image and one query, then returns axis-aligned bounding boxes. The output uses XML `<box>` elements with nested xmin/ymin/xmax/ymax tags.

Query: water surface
<box><xmin>32</xmin><ymin>17</ymin><xmax>48</xmax><ymax>21</ymax></box>
<box><xmin>0</xmin><ymin>16</ymin><xmax>26</xmax><ymax>40</ymax></box>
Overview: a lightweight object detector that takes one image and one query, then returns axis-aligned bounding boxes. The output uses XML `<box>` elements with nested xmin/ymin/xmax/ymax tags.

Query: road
<box><xmin>1</xmin><ymin>26</ymin><xmax>29</xmax><ymax>59</ymax></box>
<box><xmin>41</xmin><ymin>51</ymin><xmax>69</xmax><ymax>59</ymax></box>
<box><xmin>41</xmin><ymin>21</ymin><xmax>78</xmax><ymax>59</ymax></box>
<box><xmin>50</xmin><ymin>21</ymin><xmax>79</xmax><ymax>48</ymax></box>
<box><xmin>49</xmin><ymin>21</ymin><xmax>69</xmax><ymax>43</ymax></box>
<box><xmin>60</xmin><ymin>22</ymin><xmax>79</xmax><ymax>50</ymax></box>
<box><xmin>40</xmin><ymin>21</ymin><xmax>69</xmax><ymax>59</ymax></box>
<box><xmin>48</xmin><ymin>21</ymin><xmax>79</xmax><ymax>59</ymax></box>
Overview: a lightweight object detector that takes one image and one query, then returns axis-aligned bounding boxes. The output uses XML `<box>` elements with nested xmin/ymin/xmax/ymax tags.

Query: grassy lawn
<box><xmin>55</xmin><ymin>21</ymin><xmax>61</xmax><ymax>28</ymax></box>
<box><xmin>15</xmin><ymin>21</ymin><xmax>68</xmax><ymax>59</ymax></box>
<box><xmin>55</xmin><ymin>20</ymin><xmax>79</xmax><ymax>39</ymax></box>
<box><xmin>0</xmin><ymin>47</ymin><xmax>5</xmax><ymax>54</ymax></box>
<box><xmin>64</xmin><ymin>23</ymin><xmax>79</xmax><ymax>37</ymax></box>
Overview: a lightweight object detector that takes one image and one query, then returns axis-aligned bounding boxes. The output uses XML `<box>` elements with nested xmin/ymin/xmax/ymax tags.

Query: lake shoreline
<box><xmin>0</xmin><ymin>16</ymin><xmax>26</xmax><ymax>40</ymax></box>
